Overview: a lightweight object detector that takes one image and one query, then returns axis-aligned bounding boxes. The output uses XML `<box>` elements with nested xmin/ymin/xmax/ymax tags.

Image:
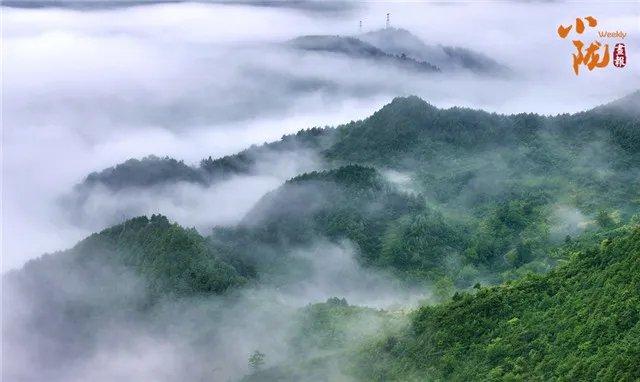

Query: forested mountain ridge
<box><xmin>69</xmin><ymin>91</ymin><xmax>640</xmax><ymax>194</ymax></box>
<box><xmin>351</xmin><ymin>225</ymin><xmax>640</xmax><ymax>381</ymax></box>
<box><xmin>209</xmin><ymin>164</ymin><xmax>458</xmax><ymax>282</ymax></box>
<box><xmin>58</xmin><ymin>92</ymin><xmax>640</xmax><ymax>286</ymax></box>
<box><xmin>64</xmin><ymin>93</ymin><xmax>640</xmax><ymax>285</ymax></box>
<box><xmin>326</xmin><ymin>93</ymin><xmax>640</xmax><ymax>162</ymax></box>
<box><xmin>288</xmin><ymin>28</ymin><xmax>510</xmax><ymax>76</ymax></box>
<box><xmin>12</xmin><ymin>165</ymin><xmax>427</xmax><ymax>309</ymax></box>
<box><xmin>8</xmin><ymin>214</ymin><xmax>246</xmax><ymax>300</ymax></box>
<box><xmin>238</xmin><ymin>223</ymin><xmax>640</xmax><ymax>381</ymax></box>
<box><xmin>74</xmin><ymin>126</ymin><xmax>332</xmax><ymax>192</ymax></box>
<box><xmin>3</xmin><ymin>214</ymin><xmax>247</xmax><ymax>380</ymax></box>
<box><xmin>358</xmin><ymin>28</ymin><xmax>511</xmax><ymax>76</ymax></box>
<box><xmin>288</xmin><ymin>35</ymin><xmax>441</xmax><ymax>72</ymax></box>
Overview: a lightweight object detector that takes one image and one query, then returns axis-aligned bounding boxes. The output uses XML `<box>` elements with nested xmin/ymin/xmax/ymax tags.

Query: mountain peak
<box><xmin>374</xmin><ymin>95</ymin><xmax>436</xmax><ymax>117</ymax></box>
<box><xmin>288</xmin><ymin>164</ymin><xmax>383</xmax><ymax>190</ymax></box>
<box><xmin>361</xmin><ymin>27</ymin><xmax>425</xmax><ymax>44</ymax></box>
<box><xmin>389</xmin><ymin>95</ymin><xmax>432</xmax><ymax>107</ymax></box>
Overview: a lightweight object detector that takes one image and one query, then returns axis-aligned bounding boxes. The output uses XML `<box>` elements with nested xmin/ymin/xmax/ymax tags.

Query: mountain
<box><xmin>81</xmin><ymin>156</ymin><xmax>207</xmax><ymax>191</ymax></box>
<box><xmin>7</xmin><ymin>214</ymin><xmax>246</xmax><ymax>300</ymax></box>
<box><xmin>65</xmin><ymin>93</ymin><xmax>640</xmax><ymax>282</ymax></box>
<box><xmin>238</xmin><ymin>223</ymin><xmax>640</xmax><ymax>381</ymax></box>
<box><xmin>352</xmin><ymin>225</ymin><xmax>640</xmax><ymax>381</ymax></box>
<box><xmin>45</xmin><ymin>91</ymin><xmax>640</xmax><ymax>289</ymax></box>
<box><xmin>68</xmin><ymin>92</ymin><xmax>640</xmax><ymax>195</ymax></box>
<box><xmin>211</xmin><ymin>164</ymin><xmax>464</xmax><ymax>282</ymax></box>
<box><xmin>5</xmin><ymin>93</ymin><xmax>640</xmax><ymax>381</ymax></box>
<box><xmin>287</xmin><ymin>28</ymin><xmax>510</xmax><ymax>76</ymax></box>
<box><xmin>71</xmin><ymin>127</ymin><xmax>331</xmax><ymax>194</ymax></box>
<box><xmin>359</xmin><ymin>28</ymin><xmax>511</xmax><ymax>76</ymax></box>
<box><xmin>242</xmin><ymin>297</ymin><xmax>396</xmax><ymax>382</ymax></box>
<box><xmin>288</xmin><ymin>35</ymin><xmax>440</xmax><ymax>72</ymax></box>
<box><xmin>3</xmin><ymin>214</ymin><xmax>247</xmax><ymax>380</ymax></box>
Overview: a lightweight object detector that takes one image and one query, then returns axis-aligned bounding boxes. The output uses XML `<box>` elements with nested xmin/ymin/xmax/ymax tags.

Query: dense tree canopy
<box><xmin>352</xmin><ymin>226</ymin><xmax>640</xmax><ymax>381</ymax></box>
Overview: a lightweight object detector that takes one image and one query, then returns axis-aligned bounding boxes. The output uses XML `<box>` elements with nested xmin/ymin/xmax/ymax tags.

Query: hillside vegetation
<box><xmin>352</xmin><ymin>226</ymin><xmax>640</xmax><ymax>381</ymax></box>
<box><xmin>5</xmin><ymin>91</ymin><xmax>640</xmax><ymax>381</ymax></box>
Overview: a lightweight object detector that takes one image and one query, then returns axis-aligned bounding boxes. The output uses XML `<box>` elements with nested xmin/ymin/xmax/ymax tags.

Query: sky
<box><xmin>2</xmin><ymin>0</ymin><xmax>639</xmax><ymax>270</ymax></box>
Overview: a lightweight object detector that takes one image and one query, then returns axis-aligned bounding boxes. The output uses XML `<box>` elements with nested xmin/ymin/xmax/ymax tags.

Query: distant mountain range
<box><xmin>288</xmin><ymin>35</ymin><xmax>441</xmax><ymax>73</ymax></box>
<box><xmin>360</xmin><ymin>27</ymin><xmax>511</xmax><ymax>76</ymax></box>
<box><xmin>289</xmin><ymin>28</ymin><xmax>511</xmax><ymax>76</ymax></box>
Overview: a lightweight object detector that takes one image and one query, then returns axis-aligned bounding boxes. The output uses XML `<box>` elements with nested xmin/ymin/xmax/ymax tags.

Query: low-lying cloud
<box><xmin>64</xmin><ymin>148</ymin><xmax>323</xmax><ymax>232</ymax></box>
<box><xmin>3</xmin><ymin>238</ymin><xmax>425</xmax><ymax>381</ymax></box>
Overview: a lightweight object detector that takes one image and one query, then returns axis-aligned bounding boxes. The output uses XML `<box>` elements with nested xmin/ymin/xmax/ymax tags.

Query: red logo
<box><xmin>613</xmin><ymin>43</ymin><xmax>627</xmax><ymax>68</ymax></box>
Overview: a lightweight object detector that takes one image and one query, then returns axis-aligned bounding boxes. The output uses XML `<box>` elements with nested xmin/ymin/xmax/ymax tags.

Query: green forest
<box><xmin>5</xmin><ymin>91</ymin><xmax>640</xmax><ymax>381</ymax></box>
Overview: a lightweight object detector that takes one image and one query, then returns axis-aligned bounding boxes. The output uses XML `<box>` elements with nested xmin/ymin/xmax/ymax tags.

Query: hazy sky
<box><xmin>2</xmin><ymin>1</ymin><xmax>639</xmax><ymax>270</ymax></box>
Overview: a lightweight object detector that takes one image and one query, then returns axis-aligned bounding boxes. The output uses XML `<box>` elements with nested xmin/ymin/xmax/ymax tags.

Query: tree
<box><xmin>248</xmin><ymin>350</ymin><xmax>265</xmax><ymax>371</ymax></box>
<box><xmin>434</xmin><ymin>277</ymin><xmax>455</xmax><ymax>301</ymax></box>
<box><xmin>596</xmin><ymin>210</ymin><xmax>615</xmax><ymax>228</ymax></box>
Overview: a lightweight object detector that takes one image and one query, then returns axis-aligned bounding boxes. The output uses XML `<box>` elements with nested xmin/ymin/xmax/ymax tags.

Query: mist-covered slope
<box><xmin>82</xmin><ymin>156</ymin><xmax>208</xmax><ymax>190</ymax></box>
<box><xmin>71</xmin><ymin>127</ymin><xmax>331</xmax><ymax>193</ymax></box>
<box><xmin>4</xmin><ymin>164</ymin><xmax>426</xmax><ymax>381</ymax></box>
<box><xmin>62</xmin><ymin>93</ymin><xmax>640</xmax><ymax>285</ymax></box>
<box><xmin>2</xmin><ymin>214</ymin><xmax>248</xmax><ymax>380</ymax></box>
<box><xmin>68</xmin><ymin>91</ymin><xmax>640</xmax><ymax>194</ymax></box>
<box><xmin>591</xmin><ymin>90</ymin><xmax>640</xmax><ymax>118</ymax></box>
<box><xmin>288</xmin><ymin>35</ymin><xmax>440</xmax><ymax>72</ymax></box>
<box><xmin>6</xmin><ymin>214</ymin><xmax>246</xmax><ymax>301</ymax></box>
<box><xmin>359</xmin><ymin>28</ymin><xmax>510</xmax><ymax>76</ymax></box>
<box><xmin>239</xmin><ymin>165</ymin><xmax>422</xmax><ymax>249</ymax></box>
<box><xmin>353</xmin><ymin>225</ymin><xmax>640</xmax><ymax>381</ymax></box>
<box><xmin>288</xmin><ymin>28</ymin><xmax>510</xmax><ymax>76</ymax></box>
<box><xmin>325</xmin><ymin>94</ymin><xmax>640</xmax><ymax>163</ymax></box>
<box><xmin>209</xmin><ymin>164</ymin><xmax>465</xmax><ymax>283</ymax></box>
